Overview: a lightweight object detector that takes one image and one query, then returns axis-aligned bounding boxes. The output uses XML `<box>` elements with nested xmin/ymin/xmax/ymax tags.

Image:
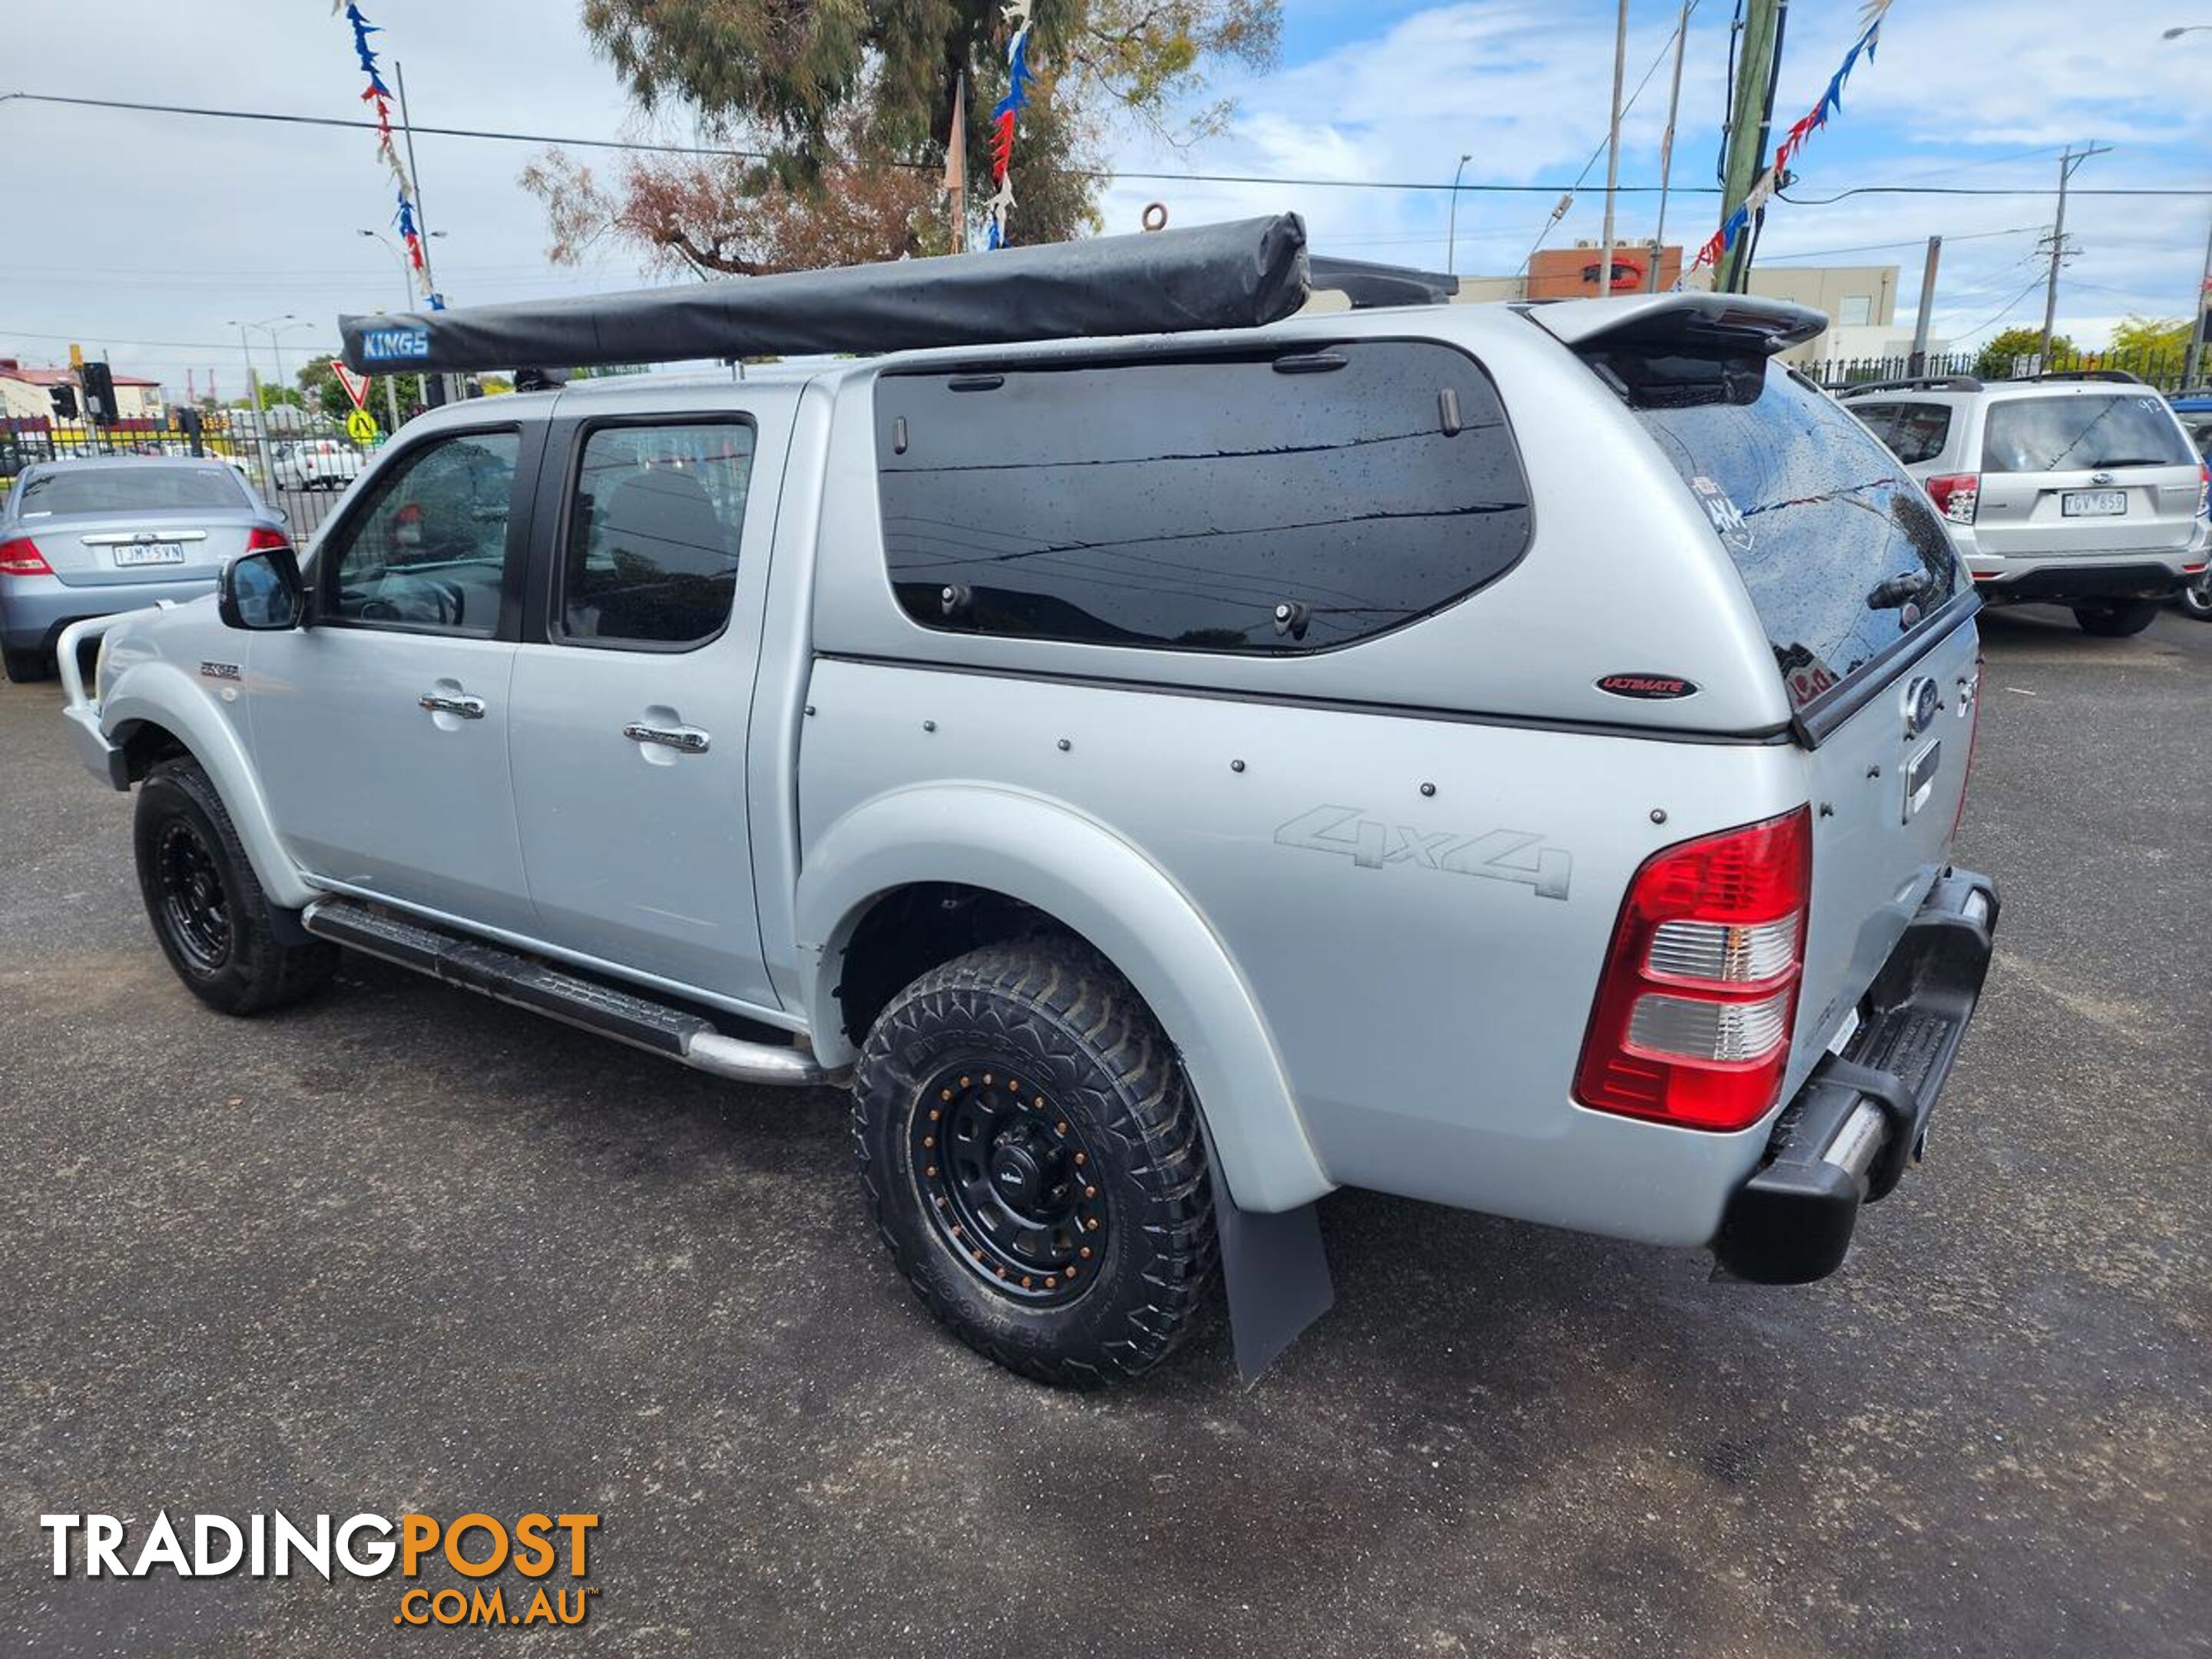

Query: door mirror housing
<box><xmin>219</xmin><ymin>546</ymin><xmax>305</xmax><ymax>631</ymax></box>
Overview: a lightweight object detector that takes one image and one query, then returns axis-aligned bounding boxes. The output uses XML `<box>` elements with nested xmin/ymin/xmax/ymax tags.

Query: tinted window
<box><xmin>1851</xmin><ymin>400</ymin><xmax>1952</xmax><ymax>465</ymax></box>
<box><xmin>1624</xmin><ymin>365</ymin><xmax>1965</xmax><ymax>711</ymax></box>
<box><xmin>559</xmin><ymin>422</ymin><xmax>753</xmax><ymax>647</ymax></box>
<box><xmin>327</xmin><ymin>430</ymin><xmax>518</xmax><ymax>635</ymax></box>
<box><xmin>19</xmin><ymin>465</ymin><xmax>247</xmax><ymax>516</ymax></box>
<box><xmin>1982</xmin><ymin>394</ymin><xmax>2193</xmax><ymax>472</ymax></box>
<box><xmin>876</xmin><ymin>343</ymin><xmax>1532</xmax><ymax>653</ymax></box>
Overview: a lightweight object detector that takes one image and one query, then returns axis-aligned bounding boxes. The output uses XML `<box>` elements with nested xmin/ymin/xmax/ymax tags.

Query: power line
<box><xmin>9</xmin><ymin>90</ymin><xmax>2212</xmax><ymax>198</ymax></box>
<box><xmin>1758</xmin><ymin>226</ymin><xmax>2036</xmax><ymax>262</ymax></box>
<box><xmin>1948</xmin><ymin>276</ymin><xmax>2048</xmax><ymax>339</ymax></box>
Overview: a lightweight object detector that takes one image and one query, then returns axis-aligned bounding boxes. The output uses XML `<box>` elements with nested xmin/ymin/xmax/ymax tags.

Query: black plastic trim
<box><xmin>1714</xmin><ymin>868</ymin><xmax>1999</xmax><ymax>1284</ymax></box>
<box><xmin>815</xmin><ymin>651</ymin><xmax>1796</xmax><ymax>746</ymax></box>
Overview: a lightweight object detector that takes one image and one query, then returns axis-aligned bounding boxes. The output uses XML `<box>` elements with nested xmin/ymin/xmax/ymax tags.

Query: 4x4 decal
<box><xmin>1273</xmin><ymin>805</ymin><xmax>1571</xmax><ymax>900</ymax></box>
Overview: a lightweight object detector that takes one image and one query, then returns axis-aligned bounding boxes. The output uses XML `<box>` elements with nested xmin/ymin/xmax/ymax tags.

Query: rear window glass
<box><xmin>1618</xmin><ymin>363</ymin><xmax>1965</xmax><ymax>711</ymax></box>
<box><xmin>1982</xmin><ymin>394</ymin><xmax>2193</xmax><ymax>472</ymax></box>
<box><xmin>875</xmin><ymin>342</ymin><xmax>1532</xmax><ymax>654</ymax></box>
<box><xmin>19</xmin><ymin>465</ymin><xmax>248</xmax><ymax>516</ymax></box>
<box><xmin>1851</xmin><ymin>400</ymin><xmax>1952</xmax><ymax>465</ymax></box>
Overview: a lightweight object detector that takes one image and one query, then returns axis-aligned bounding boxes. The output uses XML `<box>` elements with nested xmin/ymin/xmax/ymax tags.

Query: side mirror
<box><xmin>219</xmin><ymin>546</ymin><xmax>305</xmax><ymax>631</ymax></box>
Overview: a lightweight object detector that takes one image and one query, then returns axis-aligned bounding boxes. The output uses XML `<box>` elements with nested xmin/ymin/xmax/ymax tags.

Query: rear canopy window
<box><xmin>20</xmin><ymin>465</ymin><xmax>248</xmax><ymax>515</ymax></box>
<box><xmin>1850</xmin><ymin>400</ymin><xmax>1952</xmax><ymax>465</ymax></box>
<box><xmin>1982</xmin><ymin>394</ymin><xmax>2194</xmax><ymax>472</ymax></box>
<box><xmin>876</xmin><ymin>342</ymin><xmax>1532</xmax><ymax>653</ymax></box>
<box><xmin>1611</xmin><ymin>360</ymin><xmax>1965</xmax><ymax>711</ymax></box>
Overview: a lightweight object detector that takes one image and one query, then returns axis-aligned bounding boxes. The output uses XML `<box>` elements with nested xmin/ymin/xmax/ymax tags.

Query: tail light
<box><xmin>1925</xmin><ymin>473</ymin><xmax>1980</xmax><ymax>525</ymax></box>
<box><xmin>1574</xmin><ymin>807</ymin><xmax>1813</xmax><ymax>1133</ymax></box>
<box><xmin>2195</xmin><ymin>463</ymin><xmax>2207</xmax><ymax>519</ymax></box>
<box><xmin>0</xmin><ymin>535</ymin><xmax>52</xmax><ymax>576</ymax></box>
<box><xmin>243</xmin><ymin>526</ymin><xmax>293</xmax><ymax>554</ymax></box>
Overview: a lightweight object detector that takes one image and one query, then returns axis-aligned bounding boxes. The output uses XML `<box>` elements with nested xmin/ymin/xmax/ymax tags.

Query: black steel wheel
<box><xmin>134</xmin><ymin>757</ymin><xmax>337</xmax><ymax>1015</ymax></box>
<box><xmin>154</xmin><ymin>817</ymin><xmax>232</xmax><ymax>974</ymax></box>
<box><xmin>854</xmin><ymin>938</ymin><xmax>1218</xmax><ymax>1387</ymax></box>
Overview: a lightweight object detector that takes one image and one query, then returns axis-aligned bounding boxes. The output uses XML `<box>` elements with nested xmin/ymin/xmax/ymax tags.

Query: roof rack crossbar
<box><xmin>2019</xmin><ymin>369</ymin><xmax>2144</xmax><ymax>384</ymax></box>
<box><xmin>1834</xmin><ymin>375</ymin><xmax>1983</xmax><ymax>397</ymax></box>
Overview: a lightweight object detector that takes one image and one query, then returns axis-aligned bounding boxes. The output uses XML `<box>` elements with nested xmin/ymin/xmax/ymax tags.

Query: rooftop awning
<box><xmin>341</xmin><ymin>214</ymin><xmax>1316</xmax><ymax>376</ymax></box>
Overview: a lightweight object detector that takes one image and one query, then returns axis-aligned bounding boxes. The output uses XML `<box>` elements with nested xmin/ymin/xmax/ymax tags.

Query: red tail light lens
<box><xmin>1574</xmin><ymin>807</ymin><xmax>1813</xmax><ymax>1133</ymax></box>
<box><xmin>1925</xmin><ymin>473</ymin><xmax>1980</xmax><ymax>525</ymax></box>
<box><xmin>2195</xmin><ymin>463</ymin><xmax>2207</xmax><ymax>520</ymax></box>
<box><xmin>243</xmin><ymin>527</ymin><xmax>293</xmax><ymax>554</ymax></box>
<box><xmin>0</xmin><ymin>535</ymin><xmax>52</xmax><ymax>576</ymax></box>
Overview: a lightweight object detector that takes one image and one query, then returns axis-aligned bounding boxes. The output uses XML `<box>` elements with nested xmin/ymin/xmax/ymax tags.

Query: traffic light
<box><xmin>48</xmin><ymin>383</ymin><xmax>79</xmax><ymax>419</ymax></box>
<box><xmin>79</xmin><ymin>361</ymin><xmax>118</xmax><ymax>426</ymax></box>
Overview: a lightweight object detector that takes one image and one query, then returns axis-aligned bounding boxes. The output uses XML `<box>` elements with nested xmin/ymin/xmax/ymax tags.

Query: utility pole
<box><xmin>2184</xmin><ymin>215</ymin><xmax>2212</xmax><ymax>389</ymax></box>
<box><xmin>2039</xmin><ymin>144</ymin><xmax>2110</xmax><ymax>370</ymax></box>
<box><xmin>945</xmin><ymin>73</ymin><xmax>969</xmax><ymax>253</ymax></box>
<box><xmin>394</xmin><ymin>58</ymin><xmax>452</xmax><ymax>406</ymax></box>
<box><xmin>1597</xmin><ymin>0</ymin><xmax>1630</xmax><ymax>299</ymax></box>
<box><xmin>1909</xmin><ymin>236</ymin><xmax>1942</xmax><ymax>376</ymax></box>
<box><xmin>1647</xmin><ymin>0</ymin><xmax>1694</xmax><ymax>293</ymax></box>
<box><xmin>1717</xmin><ymin>0</ymin><xmax>1786</xmax><ymax>294</ymax></box>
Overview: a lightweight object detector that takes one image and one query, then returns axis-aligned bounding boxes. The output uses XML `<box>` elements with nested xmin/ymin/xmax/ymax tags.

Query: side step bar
<box><xmin>300</xmin><ymin>898</ymin><xmax>846</xmax><ymax>1088</ymax></box>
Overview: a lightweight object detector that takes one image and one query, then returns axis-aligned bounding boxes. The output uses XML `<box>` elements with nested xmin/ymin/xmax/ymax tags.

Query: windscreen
<box><xmin>1981</xmin><ymin>393</ymin><xmax>2194</xmax><ymax>472</ymax></box>
<box><xmin>1611</xmin><ymin>359</ymin><xmax>1965</xmax><ymax>711</ymax></box>
<box><xmin>19</xmin><ymin>465</ymin><xmax>250</xmax><ymax>516</ymax></box>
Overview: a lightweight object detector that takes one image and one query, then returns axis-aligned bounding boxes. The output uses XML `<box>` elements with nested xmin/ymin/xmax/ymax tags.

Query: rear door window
<box><xmin>1851</xmin><ymin>400</ymin><xmax>1952</xmax><ymax>465</ymax></box>
<box><xmin>556</xmin><ymin>421</ymin><xmax>754</xmax><ymax>647</ymax></box>
<box><xmin>1618</xmin><ymin>364</ymin><xmax>1965</xmax><ymax>712</ymax></box>
<box><xmin>1982</xmin><ymin>394</ymin><xmax>2194</xmax><ymax>472</ymax></box>
<box><xmin>875</xmin><ymin>342</ymin><xmax>1532</xmax><ymax>654</ymax></box>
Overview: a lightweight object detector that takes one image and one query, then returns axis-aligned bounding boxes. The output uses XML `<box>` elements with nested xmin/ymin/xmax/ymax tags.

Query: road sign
<box><xmin>345</xmin><ymin>408</ymin><xmax>381</xmax><ymax>444</ymax></box>
<box><xmin>331</xmin><ymin>358</ymin><xmax>373</xmax><ymax>411</ymax></box>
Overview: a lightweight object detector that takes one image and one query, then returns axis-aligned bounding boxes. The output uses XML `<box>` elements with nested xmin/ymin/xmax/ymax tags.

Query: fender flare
<box><xmin>795</xmin><ymin>784</ymin><xmax>1333</xmax><ymax>1214</ymax></box>
<box><xmin>104</xmin><ymin>664</ymin><xmax>321</xmax><ymax>912</ymax></box>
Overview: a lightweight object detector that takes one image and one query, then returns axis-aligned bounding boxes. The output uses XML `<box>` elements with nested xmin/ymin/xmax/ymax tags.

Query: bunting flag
<box><xmin>334</xmin><ymin>2</ymin><xmax>444</xmax><ymax>309</ymax></box>
<box><xmin>1691</xmin><ymin>0</ymin><xmax>1894</xmax><ymax>276</ymax></box>
<box><xmin>983</xmin><ymin>0</ymin><xmax>1037</xmax><ymax>250</ymax></box>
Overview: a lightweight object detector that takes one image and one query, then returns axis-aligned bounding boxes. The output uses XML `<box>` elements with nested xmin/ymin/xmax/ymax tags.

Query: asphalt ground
<box><xmin>2</xmin><ymin>604</ymin><xmax>2206</xmax><ymax>1657</ymax></box>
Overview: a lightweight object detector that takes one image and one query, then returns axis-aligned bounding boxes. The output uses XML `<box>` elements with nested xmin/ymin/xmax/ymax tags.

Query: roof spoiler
<box><xmin>1517</xmin><ymin>292</ymin><xmax>1826</xmax><ymax>356</ymax></box>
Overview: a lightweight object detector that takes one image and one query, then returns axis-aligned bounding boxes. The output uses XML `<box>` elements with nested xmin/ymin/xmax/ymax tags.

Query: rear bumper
<box><xmin>1</xmin><ymin>575</ymin><xmax>217</xmax><ymax>651</ymax></box>
<box><xmin>1714</xmin><ymin>868</ymin><xmax>1999</xmax><ymax>1284</ymax></box>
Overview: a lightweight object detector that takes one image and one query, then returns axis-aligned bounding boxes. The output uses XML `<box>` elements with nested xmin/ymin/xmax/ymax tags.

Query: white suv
<box><xmin>1843</xmin><ymin>373</ymin><xmax>2210</xmax><ymax>636</ymax></box>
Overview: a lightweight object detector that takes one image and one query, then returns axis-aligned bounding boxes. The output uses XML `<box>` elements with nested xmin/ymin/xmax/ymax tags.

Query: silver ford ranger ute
<box><xmin>55</xmin><ymin>222</ymin><xmax>1999</xmax><ymax>1386</ymax></box>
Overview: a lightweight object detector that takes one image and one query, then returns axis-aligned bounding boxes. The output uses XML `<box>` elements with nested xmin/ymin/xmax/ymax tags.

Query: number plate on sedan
<box><xmin>113</xmin><ymin>542</ymin><xmax>186</xmax><ymax>567</ymax></box>
<box><xmin>2061</xmin><ymin>490</ymin><xmax>2127</xmax><ymax>517</ymax></box>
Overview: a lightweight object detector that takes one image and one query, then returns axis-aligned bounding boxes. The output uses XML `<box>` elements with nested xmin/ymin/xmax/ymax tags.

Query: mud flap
<box><xmin>1202</xmin><ymin>1121</ymin><xmax>1333</xmax><ymax>1382</ymax></box>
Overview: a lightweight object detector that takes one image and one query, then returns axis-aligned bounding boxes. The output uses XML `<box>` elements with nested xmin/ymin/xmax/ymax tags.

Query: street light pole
<box><xmin>1445</xmin><ymin>153</ymin><xmax>1472</xmax><ymax>275</ymax></box>
<box><xmin>1647</xmin><ymin>0</ymin><xmax>1694</xmax><ymax>293</ymax></box>
<box><xmin>2184</xmin><ymin>215</ymin><xmax>2212</xmax><ymax>389</ymax></box>
<box><xmin>1598</xmin><ymin>0</ymin><xmax>1630</xmax><ymax>298</ymax></box>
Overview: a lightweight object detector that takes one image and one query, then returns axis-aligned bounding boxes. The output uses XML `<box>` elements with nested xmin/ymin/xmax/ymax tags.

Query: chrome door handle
<box><xmin>419</xmin><ymin>691</ymin><xmax>486</xmax><ymax>720</ymax></box>
<box><xmin>623</xmin><ymin>722</ymin><xmax>711</xmax><ymax>754</ymax></box>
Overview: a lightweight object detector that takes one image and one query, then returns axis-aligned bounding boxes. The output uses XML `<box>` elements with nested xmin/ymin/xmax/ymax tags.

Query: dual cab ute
<box><xmin>57</xmin><ymin>218</ymin><xmax>1998</xmax><ymax>1385</ymax></box>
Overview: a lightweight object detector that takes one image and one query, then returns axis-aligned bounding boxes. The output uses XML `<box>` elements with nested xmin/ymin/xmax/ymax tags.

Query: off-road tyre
<box><xmin>853</xmin><ymin>939</ymin><xmax>1218</xmax><ymax>1387</ymax></box>
<box><xmin>134</xmin><ymin>757</ymin><xmax>337</xmax><ymax>1015</ymax></box>
<box><xmin>2072</xmin><ymin>600</ymin><xmax>2160</xmax><ymax>637</ymax></box>
<box><xmin>2</xmin><ymin>644</ymin><xmax>51</xmax><ymax>683</ymax></box>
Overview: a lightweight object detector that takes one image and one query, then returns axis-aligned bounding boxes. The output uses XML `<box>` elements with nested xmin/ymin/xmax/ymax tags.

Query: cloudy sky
<box><xmin>4</xmin><ymin>0</ymin><xmax>2207</xmax><ymax>396</ymax></box>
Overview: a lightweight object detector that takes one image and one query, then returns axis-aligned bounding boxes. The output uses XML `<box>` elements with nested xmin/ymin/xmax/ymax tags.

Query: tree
<box><xmin>524</xmin><ymin>0</ymin><xmax>1280</xmax><ymax>276</ymax></box>
<box><xmin>1975</xmin><ymin>326</ymin><xmax>2076</xmax><ymax>381</ymax></box>
<box><xmin>2110</xmin><ymin>316</ymin><xmax>2190</xmax><ymax>358</ymax></box>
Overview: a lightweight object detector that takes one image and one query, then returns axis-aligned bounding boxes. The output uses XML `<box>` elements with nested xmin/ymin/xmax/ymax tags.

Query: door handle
<box><xmin>419</xmin><ymin>691</ymin><xmax>486</xmax><ymax>720</ymax></box>
<box><xmin>623</xmin><ymin>721</ymin><xmax>711</xmax><ymax>754</ymax></box>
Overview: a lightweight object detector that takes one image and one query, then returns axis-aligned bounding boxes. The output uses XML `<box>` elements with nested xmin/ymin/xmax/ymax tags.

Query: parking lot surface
<box><xmin>2</xmin><ymin>605</ymin><xmax>2206</xmax><ymax>1657</ymax></box>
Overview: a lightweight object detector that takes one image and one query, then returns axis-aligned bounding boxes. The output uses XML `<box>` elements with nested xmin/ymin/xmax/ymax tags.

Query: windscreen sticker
<box><xmin>1688</xmin><ymin>474</ymin><xmax>1753</xmax><ymax>551</ymax></box>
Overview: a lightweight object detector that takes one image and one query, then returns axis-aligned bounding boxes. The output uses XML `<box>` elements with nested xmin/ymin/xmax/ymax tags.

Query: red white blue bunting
<box><xmin>336</xmin><ymin>2</ymin><xmax>443</xmax><ymax>309</ymax></box>
<box><xmin>983</xmin><ymin>0</ymin><xmax>1037</xmax><ymax>250</ymax></box>
<box><xmin>1691</xmin><ymin>0</ymin><xmax>1892</xmax><ymax>276</ymax></box>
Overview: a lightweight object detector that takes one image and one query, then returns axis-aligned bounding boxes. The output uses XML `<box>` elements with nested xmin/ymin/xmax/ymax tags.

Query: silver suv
<box><xmin>1842</xmin><ymin>372</ymin><xmax>2210</xmax><ymax>636</ymax></box>
<box><xmin>51</xmin><ymin>220</ymin><xmax>2001</xmax><ymax>1386</ymax></box>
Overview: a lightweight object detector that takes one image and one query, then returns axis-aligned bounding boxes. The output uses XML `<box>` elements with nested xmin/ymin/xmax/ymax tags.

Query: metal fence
<box><xmin>0</xmin><ymin>412</ymin><xmax>379</xmax><ymax>538</ymax></box>
<box><xmin>1802</xmin><ymin>346</ymin><xmax>2201</xmax><ymax>394</ymax></box>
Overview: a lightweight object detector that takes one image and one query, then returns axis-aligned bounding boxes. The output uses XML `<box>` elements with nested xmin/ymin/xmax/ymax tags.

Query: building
<box><xmin>0</xmin><ymin>359</ymin><xmax>166</xmax><ymax>422</ymax></box>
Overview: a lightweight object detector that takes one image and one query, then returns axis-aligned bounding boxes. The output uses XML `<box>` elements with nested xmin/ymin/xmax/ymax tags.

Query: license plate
<box><xmin>2061</xmin><ymin>490</ymin><xmax>2127</xmax><ymax>517</ymax></box>
<box><xmin>113</xmin><ymin>542</ymin><xmax>185</xmax><ymax>567</ymax></box>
